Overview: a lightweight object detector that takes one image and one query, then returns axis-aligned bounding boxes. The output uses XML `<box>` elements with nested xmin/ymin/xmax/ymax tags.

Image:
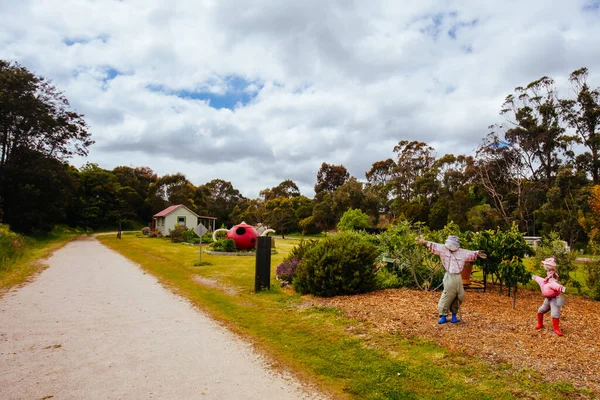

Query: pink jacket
<box><xmin>532</xmin><ymin>272</ymin><xmax>565</xmax><ymax>298</ymax></box>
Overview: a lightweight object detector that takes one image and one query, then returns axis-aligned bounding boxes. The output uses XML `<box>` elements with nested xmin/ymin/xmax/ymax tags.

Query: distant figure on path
<box><xmin>416</xmin><ymin>235</ymin><xmax>487</xmax><ymax>324</ymax></box>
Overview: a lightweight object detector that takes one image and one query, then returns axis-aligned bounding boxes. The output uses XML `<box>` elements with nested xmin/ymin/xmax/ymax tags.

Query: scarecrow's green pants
<box><xmin>438</xmin><ymin>273</ymin><xmax>464</xmax><ymax>316</ymax></box>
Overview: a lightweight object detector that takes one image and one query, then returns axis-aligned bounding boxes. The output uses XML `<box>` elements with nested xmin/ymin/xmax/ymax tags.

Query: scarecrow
<box><xmin>532</xmin><ymin>257</ymin><xmax>566</xmax><ymax>336</ymax></box>
<box><xmin>416</xmin><ymin>235</ymin><xmax>487</xmax><ymax>324</ymax></box>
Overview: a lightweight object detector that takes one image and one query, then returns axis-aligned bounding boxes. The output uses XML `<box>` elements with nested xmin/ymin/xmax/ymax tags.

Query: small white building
<box><xmin>152</xmin><ymin>205</ymin><xmax>216</xmax><ymax>236</ymax></box>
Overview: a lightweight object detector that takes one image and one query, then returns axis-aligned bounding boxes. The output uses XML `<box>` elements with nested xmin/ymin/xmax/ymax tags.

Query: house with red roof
<box><xmin>152</xmin><ymin>205</ymin><xmax>216</xmax><ymax>236</ymax></box>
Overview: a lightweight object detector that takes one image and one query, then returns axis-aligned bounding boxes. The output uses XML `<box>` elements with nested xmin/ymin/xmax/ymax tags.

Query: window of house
<box><xmin>177</xmin><ymin>216</ymin><xmax>186</xmax><ymax>226</ymax></box>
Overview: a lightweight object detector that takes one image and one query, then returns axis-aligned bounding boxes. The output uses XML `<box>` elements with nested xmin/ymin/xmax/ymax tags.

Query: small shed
<box><xmin>152</xmin><ymin>205</ymin><xmax>216</xmax><ymax>236</ymax></box>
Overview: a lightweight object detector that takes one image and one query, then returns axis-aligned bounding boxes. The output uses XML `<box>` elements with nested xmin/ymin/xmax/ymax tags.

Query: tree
<box><xmin>202</xmin><ymin>179</ymin><xmax>245</xmax><ymax>226</ymax></box>
<box><xmin>148</xmin><ymin>173</ymin><xmax>196</xmax><ymax>213</ymax></box>
<box><xmin>337</xmin><ymin>208</ymin><xmax>370</xmax><ymax>231</ymax></box>
<box><xmin>314</xmin><ymin>162</ymin><xmax>350</xmax><ymax>194</ymax></box>
<box><xmin>500</xmin><ymin>76</ymin><xmax>570</xmax><ymax>184</ymax></box>
<box><xmin>0</xmin><ymin>60</ymin><xmax>93</xmax><ymax>167</ymax></box>
<box><xmin>1</xmin><ymin>148</ymin><xmax>76</xmax><ymax>233</ymax></box>
<box><xmin>260</xmin><ymin>179</ymin><xmax>301</xmax><ymax>201</ymax></box>
<box><xmin>391</xmin><ymin>141</ymin><xmax>436</xmax><ymax>202</ymax></box>
<box><xmin>264</xmin><ymin>197</ymin><xmax>298</xmax><ymax>238</ymax></box>
<box><xmin>0</xmin><ymin>60</ymin><xmax>92</xmax><ymax>224</ymax></box>
<box><xmin>112</xmin><ymin>166</ymin><xmax>157</xmax><ymax>223</ymax></box>
<box><xmin>365</xmin><ymin>158</ymin><xmax>396</xmax><ymax>213</ymax></box>
<box><xmin>560</xmin><ymin>68</ymin><xmax>600</xmax><ymax>184</ymax></box>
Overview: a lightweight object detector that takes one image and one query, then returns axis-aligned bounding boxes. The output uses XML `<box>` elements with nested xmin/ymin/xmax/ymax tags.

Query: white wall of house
<box><xmin>161</xmin><ymin>208</ymin><xmax>198</xmax><ymax>236</ymax></box>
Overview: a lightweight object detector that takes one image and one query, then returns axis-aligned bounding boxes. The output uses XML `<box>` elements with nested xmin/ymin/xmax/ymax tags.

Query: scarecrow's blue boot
<box><xmin>451</xmin><ymin>314</ymin><xmax>458</xmax><ymax>323</ymax></box>
<box><xmin>438</xmin><ymin>315</ymin><xmax>447</xmax><ymax>324</ymax></box>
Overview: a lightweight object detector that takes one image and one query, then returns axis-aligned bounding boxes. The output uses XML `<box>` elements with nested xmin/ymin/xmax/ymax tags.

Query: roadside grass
<box><xmin>0</xmin><ymin>232</ymin><xmax>78</xmax><ymax>292</ymax></box>
<box><xmin>99</xmin><ymin>234</ymin><xmax>589</xmax><ymax>400</ymax></box>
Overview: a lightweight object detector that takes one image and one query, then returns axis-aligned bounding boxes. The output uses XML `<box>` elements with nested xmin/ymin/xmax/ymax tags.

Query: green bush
<box><xmin>0</xmin><ymin>224</ymin><xmax>27</xmax><ymax>271</ymax></box>
<box><xmin>471</xmin><ymin>224</ymin><xmax>532</xmax><ymax>298</ymax></box>
<box><xmin>285</xmin><ymin>239</ymin><xmax>319</xmax><ymax>262</ymax></box>
<box><xmin>337</xmin><ymin>208</ymin><xmax>370</xmax><ymax>231</ymax></box>
<box><xmin>377</xmin><ymin>221</ymin><xmax>445</xmax><ymax>290</ymax></box>
<box><xmin>584</xmin><ymin>260</ymin><xmax>600</xmax><ymax>300</ymax></box>
<box><xmin>202</xmin><ymin>231</ymin><xmax>213</xmax><ymax>244</ymax></box>
<box><xmin>374</xmin><ymin>266</ymin><xmax>402</xmax><ymax>290</ymax></box>
<box><xmin>531</xmin><ymin>232</ymin><xmax>579</xmax><ymax>291</ymax></box>
<box><xmin>293</xmin><ymin>231</ymin><xmax>379</xmax><ymax>297</ymax></box>
<box><xmin>212</xmin><ymin>239</ymin><xmax>236</xmax><ymax>252</ymax></box>
<box><xmin>181</xmin><ymin>229</ymin><xmax>200</xmax><ymax>243</ymax></box>
<box><xmin>169</xmin><ymin>225</ymin><xmax>187</xmax><ymax>243</ymax></box>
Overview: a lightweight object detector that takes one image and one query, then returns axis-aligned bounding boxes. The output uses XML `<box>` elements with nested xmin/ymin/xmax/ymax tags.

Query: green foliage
<box><xmin>169</xmin><ymin>225</ymin><xmax>187</xmax><ymax>243</ymax></box>
<box><xmin>532</xmin><ymin>232</ymin><xmax>580</xmax><ymax>291</ymax></box>
<box><xmin>584</xmin><ymin>260</ymin><xmax>600</xmax><ymax>300</ymax></box>
<box><xmin>293</xmin><ymin>231</ymin><xmax>379</xmax><ymax>297</ymax></box>
<box><xmin>471</xmin><ymin>224</ymin><xmax>531</xmax><ymax>296</ymax></box>
<box><xmin>374</xmin><ymin>265</ymin><xmax>402</xmax><ymax>289</ymax></box>
<box><xmin>285</xmin><ymin>239</ymin><xmax>319</xmax><ymax>262</ymax></box>
<box><xmin>337</xmin><ymin>208</ymin><xmax>370</xmax><ymax>231</ymax></box>
<box><xmin>377</xmin><ymin>221</ymin><xmax>446</xmax><ymax>290</ymax></box>
<box><xmin>0</xmin><ymin>224</ymin><xmax>27</xmax><ymax>271</ymax></box>
<box><xmin>201</xmin><ymin>231</ymin><xmax>213</xmax><ymax>244</ymax></box>
<box><xmin>181</xmin><ymin>229</ymin><xmax>200</xmax><ymax>243</ymax></box>
<box><xmin>212</xmin><ymin>239</ymin><xmax>236</xmax><ymax>252</ymax></box>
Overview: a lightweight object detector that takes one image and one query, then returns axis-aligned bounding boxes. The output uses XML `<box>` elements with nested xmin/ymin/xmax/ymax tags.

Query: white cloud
<box><xmin>1</xmin><ymin>0</ymin><xmax>600</xmax><ymax>198</ymax></box>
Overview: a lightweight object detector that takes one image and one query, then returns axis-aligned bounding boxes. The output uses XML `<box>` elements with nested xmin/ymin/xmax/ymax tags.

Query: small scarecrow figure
<box><xmin>416</xmin><ymin>235</ymin><xmax>487</xmax><ymax>324</ymax></box>
<box><xmin>532</xmin><ymin>257</ymin><xmax>566</xmax><ymax>336</ymax></box>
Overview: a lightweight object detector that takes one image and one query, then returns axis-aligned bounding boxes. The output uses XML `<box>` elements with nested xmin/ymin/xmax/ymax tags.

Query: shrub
<box><xmin>584</xmin><ymin>260</ymin><xmax>600</xmax><ymax>300</ymax></box>
<box><xmin>377</xmin><ymin>221</ymin><xmax>445</xmax><ymax>291</ymax></box>
<box><xmin>471</xmin><ymin>224</ymin><xmax>532</xmax><ymax>302</ymax></box>
<box><xmin>0</xmin><ymin>224</ymin><xmax>27</xmax><ymax>271</ymax></box>
<box><xmin>201</xmin><ymin>232</ymin><xmax>213</xmax><ymax>244</ymax></box>
<box><xmin>141</xmin><ymin>227</ymin><xmax>150</xmax><ymax>236</ymax></box>
<box><xmin>293</xmin><ymin>231</ymin><xmax>379</xmax><ymax>297</ymax></box>
<box><xmin>181</xmin><ymin>229</ymin><xmax>200</xmax><ymax>243</ymax></box>
<box><xmin>531</xmin><ymin>232</ymin><xmax>579</xmax><ymax>291</ymax></box>
<box><xmin>148</xmin><ymin>230</ymin><xmax>162</xmax><ymax>238</ymax></box>
<box><xmin>276</xmin><ymin>258</ymin><xmax>301</xmax><ymax>286</ymax></box>
<box><xmin>285</xmin><ymin>239</ymin><xmax>319</xmax><ymax>262</ymax></box>
<box><xmin>169</xmin><ymin>225</ymin><xmax>187</xmax><ymax>243</ymax></box>
<box><xmin>212</xmin><ymin>239</ymin><xmax>236</xmax><ymax>252</ymax></box>
<box><xmin>374</xmin><ymin>265</ymin><xmax>402</xmax><ymax>290</ymax></box>
<box><xmin>337</xmin><ymin>208</ymin><xmax>370</xmax><ymax>232</ymax></box>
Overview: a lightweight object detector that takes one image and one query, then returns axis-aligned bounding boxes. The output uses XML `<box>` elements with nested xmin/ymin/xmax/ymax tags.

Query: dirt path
<box><xmin>0</xmin><ymin>238</ymin><xmax>322</xmax><ymax>400</ymax></box>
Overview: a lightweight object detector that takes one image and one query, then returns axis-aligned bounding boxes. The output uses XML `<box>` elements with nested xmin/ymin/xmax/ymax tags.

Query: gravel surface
<box><xmin>0</xmin><ymin>238</ymin><xmax>322</xmax><ymax>400</ymax></box>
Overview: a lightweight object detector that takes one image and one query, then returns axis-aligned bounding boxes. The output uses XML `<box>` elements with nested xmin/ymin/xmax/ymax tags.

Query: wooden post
<box><xmin>255</xmin><ymin>236</ymin><xmax>271</xmax><ymax>292</ymax></box>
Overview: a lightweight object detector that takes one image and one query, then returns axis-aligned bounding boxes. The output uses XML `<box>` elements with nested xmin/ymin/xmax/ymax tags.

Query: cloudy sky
<box><xmin>1</xmin><ymin>0</ymin><xmax>599</xmax><ymax>198</ymax></box>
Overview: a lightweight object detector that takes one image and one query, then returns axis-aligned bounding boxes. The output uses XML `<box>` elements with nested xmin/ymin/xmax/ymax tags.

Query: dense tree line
<box><xmin>1</xmin><ymin>59</ymin><xmax>599</xmax><ymax>250</ymax></box>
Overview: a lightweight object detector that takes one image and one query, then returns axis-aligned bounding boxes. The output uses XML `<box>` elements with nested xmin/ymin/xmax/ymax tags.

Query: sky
<box><xmin>1</xmin><ymin>0</ymin><xmax>600</xmax><ymax>198</ymax></box>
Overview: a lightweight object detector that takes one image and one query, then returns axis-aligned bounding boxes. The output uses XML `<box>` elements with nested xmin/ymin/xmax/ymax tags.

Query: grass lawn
<box><xmin>0</xmin><ymin>233</ymin><xmax>79</xmax><ymax>293</ymax></box>
<box><xmin>99</xmin><ymin>233</ymin><xmax>589</xmax><ymax>400</ymax></box>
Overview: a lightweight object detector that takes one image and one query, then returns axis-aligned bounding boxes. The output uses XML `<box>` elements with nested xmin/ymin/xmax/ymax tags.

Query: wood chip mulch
<box><xmin>316</xmin><ymin>286</ymin><xmax>600</xmax><ymax>394</ymax></box>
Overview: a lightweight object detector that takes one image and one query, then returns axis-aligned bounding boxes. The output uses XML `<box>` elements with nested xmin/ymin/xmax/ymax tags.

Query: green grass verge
<box><xmin>0</xmin><ymin>233</ymin><xmax>78</xmax><ymax>292</ymax></box>
<box><xmin>98</xmin><ymin>233</ymin><xmax>589</xmax><ymax>400</ymax></box>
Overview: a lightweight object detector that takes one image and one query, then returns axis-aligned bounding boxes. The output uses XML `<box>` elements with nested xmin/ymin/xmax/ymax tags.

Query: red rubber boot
<box><xmin>552</xmin><ymin>318</ymin><xmax>563</xmax><ymax>336</ymax></box>
<box><xmin>535</xmin><ymin>313</ymin><xmax>544</xmax><ymax>330</ymax></box>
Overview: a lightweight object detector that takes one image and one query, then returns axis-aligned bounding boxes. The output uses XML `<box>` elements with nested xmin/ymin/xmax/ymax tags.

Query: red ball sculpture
<box><xmin>226</xmin><ymin>222</ymin><xmax>258</xmax><ymax>250</ymax></box>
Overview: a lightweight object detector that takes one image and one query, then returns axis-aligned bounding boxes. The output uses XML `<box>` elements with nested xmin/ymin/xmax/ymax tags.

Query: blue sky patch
<box><xmin>147</xmin><ymin>76</ymin><xmax>263</xmax><ymax>110</ymax></box>
<box><xmin>583</xmin><ymin>0</ymin><xmax>600</xmax><ymax>11</ymax></box>
<box><xmin>63</xmin><ymin>34</ymin><xmax>109</xmax><ymax>46</ymax></box>
<box><xmin>448</xmin><ymin>19</ymin><xmax>479</xmax><ymax>39</ymax></box>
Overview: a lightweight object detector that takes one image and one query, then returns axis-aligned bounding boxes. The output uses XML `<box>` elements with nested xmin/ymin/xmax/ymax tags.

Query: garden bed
<box><xmin>317</xmin><ymin>285</ymin><xmax>600</xmax><ymax>395</ymax></box>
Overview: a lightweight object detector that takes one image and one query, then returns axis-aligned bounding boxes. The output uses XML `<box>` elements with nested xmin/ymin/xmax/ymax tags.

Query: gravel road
<box><xmin>0</xmin><ymin>238</ymin><xmax>322</xmax><ymax>399</ymax></box>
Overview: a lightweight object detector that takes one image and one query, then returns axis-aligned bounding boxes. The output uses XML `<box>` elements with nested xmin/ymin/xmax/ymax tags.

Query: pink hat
<box><xmin>541</xmin><ymin>257</ymin><xmax>557</xmax><ymax>270</ymax></box>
